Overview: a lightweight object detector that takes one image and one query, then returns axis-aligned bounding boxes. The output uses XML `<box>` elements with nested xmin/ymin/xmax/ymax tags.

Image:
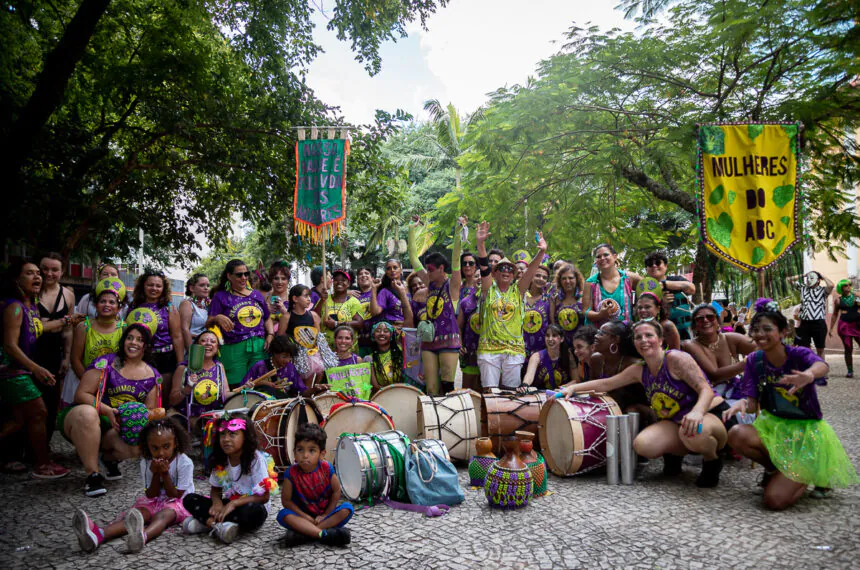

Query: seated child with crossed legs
<box><xmin>277</xmin><ymin>423</ymin><xmax>353</xmax><ymax>547</ymax></box>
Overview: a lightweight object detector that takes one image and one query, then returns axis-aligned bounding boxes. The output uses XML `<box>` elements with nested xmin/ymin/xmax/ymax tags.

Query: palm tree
<box><xmin>421</xmin><ymin>99</ymin><xmax>483</xmax><ymax>191</ymax></box>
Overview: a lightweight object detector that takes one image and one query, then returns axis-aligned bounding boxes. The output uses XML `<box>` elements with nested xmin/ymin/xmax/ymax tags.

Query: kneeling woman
<box><xmin>61</xmin><ymin>324</ymin><xmax>163</xmax><ymax>497</ymax></box>
<box><xmin>723</xmin><ymin>299</ymin><xmax>858</xmax><ymax>510</ymax></box>
<box><xmin>562</xmin><ymin>320</ymin><xmax>728</xmax><ymax>487</ymax></box>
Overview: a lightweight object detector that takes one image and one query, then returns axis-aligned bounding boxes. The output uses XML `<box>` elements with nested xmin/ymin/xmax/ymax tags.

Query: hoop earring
<box><xmin>610</xmin><ymin>343</ymin><xmax>618</xmax><ymax>354</ymax></box>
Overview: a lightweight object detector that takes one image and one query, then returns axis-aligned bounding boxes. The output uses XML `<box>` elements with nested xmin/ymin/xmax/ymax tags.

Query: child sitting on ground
<box><xmin>181</xmin><ymin>413</ymin><xmax>277</xmax><ymax>543</ymax></box>
<box><xmin>73</xmin><ymin>417</ymin><xmax>194</xmax><ymax>553</ymax></box>
<box><xmin>277</xmin><ymin>423</ymin><xmax>353</xmax><ymax>547</ymax></box>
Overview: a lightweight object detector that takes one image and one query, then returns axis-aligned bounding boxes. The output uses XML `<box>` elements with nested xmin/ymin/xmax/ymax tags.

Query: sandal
<box><xmin>32</xmin><ymin>461</ymin><xmax>71</xmax><ymax>480</ymax></box>
<box><xmin>4</xmin><ymin>461</ymin><xmax>27</xmax><ymax>473</ymax></box>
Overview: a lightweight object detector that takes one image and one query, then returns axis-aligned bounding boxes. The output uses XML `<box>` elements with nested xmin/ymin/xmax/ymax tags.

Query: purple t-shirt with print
<box><xmin>641</xmin><ymin>350</ymin><xmax>717</xmax><ymax>424</ymax></box>
<box><xmin>92</xmin><ymin>353</ymin><xmax>161</xmax><ymax>408</ymax></box>
<box><xmin>244</xmin><ymin>359</ymin><xmax>307</xmax><ymax>398</ymax></box>
<box><xmin>737</xmin><ymin>346</ymin><xmax>824</xmax><ymax>420</ymax></box>
<box><xmin>209</xmin><ymin>290</ymin><xmax>271</xmax><ymax>344</ymax></box>
<box><xmin>0</xmin><ymin>299</ymin><xmax>39</xmax><ymax>379</ymax></box>
<box><xmin>136</xmin><ymin>302</ymin><xmax>173</xmax><ymax>350</ymax></box>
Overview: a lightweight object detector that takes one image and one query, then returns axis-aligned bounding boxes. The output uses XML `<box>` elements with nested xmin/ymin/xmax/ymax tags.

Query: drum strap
<box><xmin>383</xmin><ymin>498</ymin><xmax>450</xmax><ymax>517</ymax></box>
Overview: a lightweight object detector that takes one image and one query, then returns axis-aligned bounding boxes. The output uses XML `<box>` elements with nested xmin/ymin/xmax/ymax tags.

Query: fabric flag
<box><xmin>294</xmin><ymin>138</ymin><xmax>349</xmax><ymax>244</ymax></box>
<box><xmin>325</xmin><ymin>362</ymin><xmax>372</xmax><ymax>400</ymax></box>
<box><xmin>401</xmin><ymin>328</ymin><xmax>425</xmax><ymax>389</ymax></box>
<box><xmin>697</xmin><ymin>123</ymin><xmax>801</xmax><ymax>270</ymax></box>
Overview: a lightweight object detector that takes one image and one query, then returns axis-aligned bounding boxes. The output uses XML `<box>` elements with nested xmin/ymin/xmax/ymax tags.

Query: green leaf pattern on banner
<box><xmin>707</xmin><ymin>213</ymin><xmax>733</xmax><ymax>249</ymax></box>
<box><xmin>773</xmin><ymin>185</ymin><xmax>794</xmax><ymax>208</ymax></box>
<box><xmin>709</xmin><ymin>184</ymin><xmax>724</xmax><ymax>204</ymax></box>
<box><xmin>699</xmin><ymin>125</ymin><xmax>725</xmax><ymax>155</ymax></box>
<box><xmin>751</xmin><ymin>247</ymin><xmax>765</xmax><ymax>265</ymax></box>
<box><xmin>747</xmin><ymin>124</ymin><xmax>763</xmax><ymax>142</ymax></box>
<box><xmin>772</xmin><ymin>236</ymin><xmax>787</xmax><ymax>256</ymax></box>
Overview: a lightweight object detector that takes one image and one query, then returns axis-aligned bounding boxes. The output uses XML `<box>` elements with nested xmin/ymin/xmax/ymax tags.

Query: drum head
<box><xmin>335</xmin><ymin>435</ymin><xmax>387</xmax><ymax>502</ymax></box>
<box><xmin>281</xmin><ymin>398</ymin><xmax>321</xmax><ymax>466</ymax></box>
<box><xmin>224</xmin><ymin>390</ymin><xmax>269</xmax><ymax>412</ymax></box>
<box><xmin>323</xmin><ymin>403</ymin><xmax>395</xmax><ymax>462</ymax></box>
<box><xmin>416</xmin><ymin>392</ymin><xmax>478</xmax><ymax>462</ymax></box>
<box><xmin>539</xmin><ymin>399</ymin><xmax>583</xmax><ymax>476</ymax></box>
<box><xmin>313</xmin><ymin>393</ymin><xmax>342</xmax><ymax>419</ymax></box>
<box><xmin>412</xmin><ymin>438</ymin><xmax>450</xmax><ymax>462</ymax></box>
<box><xmin>251</xmin><ymin>399</ymin><xmax>293</xmax><ymax>467</ymax></box>
<box><xmin>371</xmin><ymin>385</ymin><xmax>423</xmax><ymax>439</ymax></box>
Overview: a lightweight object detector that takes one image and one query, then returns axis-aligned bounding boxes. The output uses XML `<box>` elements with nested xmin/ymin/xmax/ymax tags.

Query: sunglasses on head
<box><xmin>462</xmin><ymin>260</ymin><xmax>476</xmax><ymax>266</ymax></box>
<box><xmin>232</xmin><ymin>271</ymin><xmax>251</xmax><ymax>278</ymax></box>
<box><xmin>496</xmin><ymin>265</ymin><xmax>515</xmax><ymax>273</ymax></box>
<box><xmin>694</xmin><ymin>313</ymin><xmax>717</xmax><ymax>323</ymax></box>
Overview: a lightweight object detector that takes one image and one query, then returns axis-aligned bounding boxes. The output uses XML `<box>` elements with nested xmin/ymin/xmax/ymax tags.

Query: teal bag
<box><xmin>405</xmin><ymin>443</ymin><xmax>464</xmax><ymax>507</ymax></box>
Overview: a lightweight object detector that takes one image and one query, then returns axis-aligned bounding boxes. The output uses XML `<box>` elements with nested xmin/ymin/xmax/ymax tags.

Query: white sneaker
<box><xmin>124</xmin><ymin>508</ymin><xmax>146</xmax><ymax>553</ymax></box>
<box><xmin>182</xmin><ymin>517</ymin><xmax>209</xmax><ymax>534</ymax></box>
<box><xmin>213</xmin><ymin>521</ymin><xmax>239</xmax><ymax>544</ymax></box>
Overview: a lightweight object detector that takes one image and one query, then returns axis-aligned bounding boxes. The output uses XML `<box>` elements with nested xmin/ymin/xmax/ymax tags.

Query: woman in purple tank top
<box><xmin>562</xmin><ymin>320</ymin><xmax>729</xmax><ymax>488</ymax></box>
<box><xmin>406</xmin><ymin>216</ymin><xmax>465</xmax><ymax>395</ymax></box>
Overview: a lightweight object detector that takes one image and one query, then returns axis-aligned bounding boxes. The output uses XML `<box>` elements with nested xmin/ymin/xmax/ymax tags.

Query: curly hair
<box><xmin>139</xmin><ymin>417</ymin><xmax>191</xmax><ymax>459</ymax></box>
<box><xmin>132</xmin><ymin>272</ymin><xmax>172</xmax><ymax>308</ymax></box>
<box><xmin>115</xmin><ymin>324</ymin><xmax>154</xmax><ymax>366</ymax></box>
<box><xmin>554</xmin><ymin>263</ymin><xmax>584</xmax><ymax>300</ymax></box>
<box><xmin>211</xmin><ymin>412</ymin><xmax>259</xmax><ymax>476</ymax></box>
<box><xmin>295</xmin><ymin>422</ymin><xmax>326</xmax><ymax>450</ymax></box>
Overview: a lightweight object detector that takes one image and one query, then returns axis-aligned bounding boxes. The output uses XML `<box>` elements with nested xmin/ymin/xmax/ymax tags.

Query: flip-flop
<box><xmin>3</xmin><ymin>461</ymin><xmax>27</xmax><ymax>473</ymax></box>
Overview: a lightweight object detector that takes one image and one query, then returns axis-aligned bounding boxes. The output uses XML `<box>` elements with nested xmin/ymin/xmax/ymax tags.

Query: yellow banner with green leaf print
<box><xmin>697</xmin><ymin>122</ymin><xmax>802</xmax><ymax>271</ymax></box>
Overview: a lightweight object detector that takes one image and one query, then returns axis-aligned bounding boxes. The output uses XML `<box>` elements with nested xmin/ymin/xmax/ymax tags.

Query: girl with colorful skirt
<box><xmin>207</xmin><ymin>260</ymin><xmax>273</xmax><ymax>387</ymax></box>
<box><xmin>828</xmin><ymin>279</ymin><xmax>860</xmax><ymax>377</ymax></box>
<box><xmin>725</xmin><ymin>299</ymin><xmax>858</xmax><ymax>510</ymax></box>
<box><xmin>281</xmin><ymin>285</ymin><xmax>338</xmax><ymax>383</ymax></box>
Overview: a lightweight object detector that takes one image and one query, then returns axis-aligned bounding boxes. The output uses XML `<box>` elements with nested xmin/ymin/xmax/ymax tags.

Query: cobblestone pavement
<box><xmin>1</xmin><ymin>357</ymin><xmax>858</xmax><ymax>569</ymax></box>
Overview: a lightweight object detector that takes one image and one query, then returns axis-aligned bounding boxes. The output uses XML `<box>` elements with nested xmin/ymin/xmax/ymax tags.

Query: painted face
<box><xmin>39</xmin><ymin>257</ymin><xmax>63</xmax><ymax>285</ymax></box>
<box><xmin>191</xmin><ymin>277</ymin><xmax>210</xmax><ymax>299</ymax></box>
<box><xmin>632</xmin><ymin>324</ymin><xmax>662</xmax><ymax>356</ymax></box>
<box><xmin>271</xmin><ymin>351</ymin><xmax>291</xmax><ymax>368</ymax></box>
<box><xmin>332</xmin><ymin>274</ymin><xmax>349</xmax><ymax>293</ymax></box>
<box><xmin>99</xmin><ymin>265</ymin><xmax>120</xmax><ymax>279</ymax></box>
<box><xmin>545</xmin><ymin>330</ymin><xmax>563</xmax><ymax>349</ymax></box>
<box><xmin>426</xmin><ymin>263</ymin><xmax>446</xmax><ymax>284</ymax></box>
<box><xmin>593</xmin><ymin>324</ymin><xmax>616</xmax><ymax>354</ymax></box>
<box><xmin>228</xmin><ymin>265</ymin><xmax>250</xmax><ymax>292</ymax></box>
<box><xmin>197</xmin><ymin>333</ymin><xmax>219</xmax><ymax>357</ymax></box>
<box><xmin>270</xmin><ymin>271</ymin><xmax>289</xmax><ymax>295</ymax></box>
<box><xmin>385</xmin><ymin>262</ymin><xmax>402</xmax><ymax>280</ymax></box>
<box><xmin>96</xmin><ymin>293</ymin><xmax>120</xmax><ymax>317</ymax></box>
<box><xmin>147</xmin><ymin>430</ymin><xmax>177</xmax><ymax>461</ymax></box>
<box><xmin>293</xmin><ymin>439</ymin><xmax>323</xmax><ymax>472</ymax></box>
<box><xmin>144</xmin><ymin>276</ymin><xmax>164</xmax><ymax>302</ymax></box>
<box><xmin>17</xmin><ymin>263</ymin><xmax>42</xmax><ymax>296</ymax></box>
<box><xmin>645</xmin><ymin>258</ymin><xmax>666</xmax><ymax>280</ymax></box>
<box><xmin>461</xmin><ymin>256</ymin><xmax>477</xmax><ymax>276</ymax></box>
<box><xmin>749</xmin><ymin>316</ymin><xmax>784</xmax><ymax>350</ymax></box>
<box><xmin>572</xmin><ymin>339</ymin><xmax>593</xmax><ymax>363</ymax></box>
<box><xmin>693</xmin><ymin>309</ymin><xmax>718</xmax><ymax>334</ymax></box>
<box><xmin>636</xmin><ymin>297</ymin><xmax>659</xmax><ymax>320</ymax></box>
<box><xmin>124</xmin><ymin>328</ymin><xmax>146</xmax><ymax>359</ymax></box>
<box><xmin>804</xmin><ymin>272</ymin><xmax>819</xmax><ymax>288</ymax></box>
<box><xmin>594</xmin><ymin>247</ymin><xmax>616</xmax><ymax>270</ymax></box>
<box><xmin>335</xmin><ymin>329</ymin><xmax>354</xmax><ymax>353</ymax></box>
<box><xmin>218</xmin><ymin>427</ymin><xmax>245</xmax><ymax>456</ymax></box>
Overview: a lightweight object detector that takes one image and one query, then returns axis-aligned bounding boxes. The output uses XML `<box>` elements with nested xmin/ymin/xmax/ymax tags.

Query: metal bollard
<box><xmin>620</xmin><ymin>414</ymin><xmax>633</xmax><ymax>485</ymax></box>
<box><xmin>628</xmin><ymin>412</ymin><xmax>640</xmax><ymax>471</ymax></box>
<box><xmin>606</xmin><ymin>415</ymin><xmax>620</xmax><ymax>485</ymax></box>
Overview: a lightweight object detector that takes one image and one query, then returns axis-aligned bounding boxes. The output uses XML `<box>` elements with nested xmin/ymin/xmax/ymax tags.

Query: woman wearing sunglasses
<box><xmin>682</xmin><ymin>304</ymin><xmax>755</xmax><ymax>400</ymax></box>
<box><xmin>406</xmin><ymin>217</ymin><xmax>466</xmax><ymax>395</ymax></box>
<box><xmin>206</xmin><ymin>260</ymin><xmax>273</xmax><ymax>387</ymax></box>
<box><xmin>458</xmin><ymin>251</ymin><xmax>482</xmax><ymax>392</ymax></box>
<box><xmin>475</xmin><ymin>221</ymin><xmax>548</xmax><ymax>391</ymax></box>
<box><xmin>582</xmin><ymin>244</ymin><xmax>641</xmax><ymax>327</ymax></box>
<box><xmin>368</xmin><ymin>260</ymin><xmax>406</xmax><ymax>330</ymax></box>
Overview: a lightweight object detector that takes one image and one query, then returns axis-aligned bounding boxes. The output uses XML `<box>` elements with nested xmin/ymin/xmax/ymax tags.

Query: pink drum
<box><xmin>538</xmin><ymin>393</ymin><xmax>622</xmax><ymax>476</ymax></box>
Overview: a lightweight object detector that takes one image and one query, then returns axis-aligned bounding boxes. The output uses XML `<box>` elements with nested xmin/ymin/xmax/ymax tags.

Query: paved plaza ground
<box><xmin>1</xmin><ymin>356</ymin><xmax>858</xmax><ymax>569</ymax></box>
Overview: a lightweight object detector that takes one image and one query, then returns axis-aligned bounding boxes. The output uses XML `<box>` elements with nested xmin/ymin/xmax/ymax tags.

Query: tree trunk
<box><xmin>3</xmin><ymin>0</ymin><xmax>112</xmax><ymax>184</ymax></box>
<box><xmin>692</xmin><ymin>240</ymin><xmax>712</xmax><ymax>304</ymax></box>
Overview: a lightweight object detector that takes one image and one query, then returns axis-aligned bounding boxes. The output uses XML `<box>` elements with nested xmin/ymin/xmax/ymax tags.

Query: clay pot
<box><xmin>516</xmin><ymin>431</ymin><xmax>538</xmax><ymax>464</ymax></box>
<box><xmin>475</xmin><ymin>437</ymin><xmax>495</xmax><ymax>457</ymax></box>
<box><xmin>469</xmin><ymin>437</ymin><xmax>498</xmax><ymax>486</ymax></box>
<box><xmin>499</xmin><ymin>436</ymin><xmax>526</xmax><ymax>470</ymax></box>
<box><xmin>484</xmin><ymin>436</ymin><xmax>532</xmax><ymax>509</ymax></box>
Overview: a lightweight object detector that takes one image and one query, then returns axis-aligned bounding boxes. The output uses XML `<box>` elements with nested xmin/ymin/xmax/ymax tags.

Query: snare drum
<box><xmin>313</xmin><ymin>392</ymin><xmax>343</xmax><ymax>419</ymax></box>
<box><xmin>416</xmin><ymin>389</ymin><xmax>482</xmax><ymax>462</ymax></box>
<box><xmin>412</xmin><ymin>438</ymin><xmax>450</xmax><ymax>462</ymax></box>
<box><xmin>223</xmin><ymin>390</ymin><xmax>272</xmax><ymax>413</ymax></box>
<box><xmin>371</xmin><ymin>384</ymin><xmax>423</xmax><ymax>439</ymax></box>
<box><xmin>538</xmin><ymin>393</ymin><xmax>622</xmax><ymax>476</ymax></box>
<box><xmin>251</xmin><ymin>397</ymin><xmax>322</xmax><ymax>469</ymax></box>
<box><xmin>323</xmin><ymin>402</ymin><xmax>395</xmax><ymax>462</ymax></box>
<box><xmin>372</xmin><ymin>430</ymin><xmax>411</xmax><ymax>501</ymax></box>
<box><xmin>482</xmin><ymin>389</ymin><xmax>547</xmax><ymax>454</ymax></box>
<box><xmin>336</xmin><ymin>434</ymin><xmax>392</xmax><ymax>502</ymax></box>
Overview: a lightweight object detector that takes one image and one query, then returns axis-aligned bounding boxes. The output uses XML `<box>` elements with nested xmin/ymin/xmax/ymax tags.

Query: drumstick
<box><xmin>248</xmin><ymin>368</ymin><xmax>279</xmax><ymax>387</ymax></box>
<box><xmin>309</xmin><ymin>374</ymin><xmax>316</xmax><ymax>389</ymax></box>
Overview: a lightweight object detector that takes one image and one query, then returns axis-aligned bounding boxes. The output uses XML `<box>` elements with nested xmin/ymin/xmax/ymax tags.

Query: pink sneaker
<box><xmin>73</xmin><ymin>509</ymin><xmax>103</xmax><ymax>553</ymax></box>
<box><xmin>32</xmin><ymin>461</ymin><xmax>70</xmax><ymax>479</ymax></box>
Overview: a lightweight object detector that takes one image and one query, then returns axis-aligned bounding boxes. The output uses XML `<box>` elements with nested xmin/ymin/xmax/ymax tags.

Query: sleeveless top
<box><xmin>640</xmin><ymin>350</ymin><xmax>716</xmax><ymax>424</ymax></box>
<box><xmin>459</xmin><ymin>285</ymin><xmax>481</xmax><ymax>355</ymax></box>
<box><xmin>585</xmin><ymin>270</ymin><xmax>633</xmax><ymax>324</ymax></box>
<box><xmin>838</xmin><ymin>295</ymin><xmax>860</xmax><ymax>323</ymax></box>
<box><xmin>91</xmin><ymin>353</ymin><xmax>161</xmax><ymax>408</ymax></box>
<box><xmin>523</xmin><ymin>293</ymin><xmax>550</xmax><ymax>358</ymax></box>
<box><xmin>338</xmin><ymin>354</ymin><xmax>361</xmax><ymax>366</ymax></box>
<box><xmin>478</xmin><ymin>281</ymin><xmax>525</xmax><ymax>356</ymax></box>
<box><xmin>83</xmin><ymin>318</ymin><xmax>125</xmax><ymax>367</ymax></box>
<box><xmin>555</xmin><ymin>297</ymin><xmax>583</xmax><ymax>346</ymax></box>
<box><xmin>410</xmin><ymin>298</ymin><xmax>427</xmax><ymax>323</ymax></box>
<box><xmin>187</xmin><ymin>298</ymin><xmax>209</xmax><ymax>337</ymax></box>
<box><xmin>285</xmin><ymin>311</ymin><xmax>318</xmax><ymax>352</ymax></box>
<box><xmin>284</xmin><ymin>460</ymin><xmax>334</xmax><ymax>516</ymax></box>
<box><xmin>34</xmin><ymin>288</ymin><xmax>69</xmax><ymax>371</ymax></box>
<box><xmin>356</xmin><ymin>289</ymin><xmax>374</xmax><ymax>349</ymax></box>
<box><xmin>422</xmin><ymin>280</ymin><xmax>461</xmax><ymax>351</ymax></box>
<box><xmin>533</xmin><ymin>349</ymin><xmax>571</xmax><ymax>390</ymax></box>
<box><xmin>0</xmin><ymin>299</ymin><xmax>42</xmax><ymax>379</ymax></box>
<box><xmin>136</xmin><ymin>302</ymin><xmax>173</xmax><ymax>352</ymax></box>
<box><xmin>183</xmin><ymin>360</ymin><xmax>226</xmax><ymax>417</ymax></box>
<box><xmin>373</xmin><ymin>349</ymin><xmax>400</xmax><ymax>387</ymax></box>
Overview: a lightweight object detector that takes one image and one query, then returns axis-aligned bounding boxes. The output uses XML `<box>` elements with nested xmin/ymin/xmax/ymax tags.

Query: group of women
<box><xmin>1</xmin><ymin>229</ymin><xmax>858</xmax><ymax>511</ymax></box>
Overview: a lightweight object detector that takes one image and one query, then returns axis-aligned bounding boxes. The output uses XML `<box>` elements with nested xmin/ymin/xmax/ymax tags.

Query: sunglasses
<box><xmin>462</xmin><ymin>261</ymin><xmax>476</xmax><ymax>267</ymax></box>
<box><xmin>645</xmin><ymin>261</ymin><xmax>664</xmax><ymax>267</ymax></box>
<box><xmin>232</xmin><ymin>271</ymin><xmax>251</xmax><ymax>278</ymax></box>
<box><xmin>496</xmin><ymin>265</ymin><xmax>515</xmax><ymax>273</ymax></box>
<box><xmin>694</xmin><ymin>313</ymin><xmax>717</xmax><ymax>323</ymax></box>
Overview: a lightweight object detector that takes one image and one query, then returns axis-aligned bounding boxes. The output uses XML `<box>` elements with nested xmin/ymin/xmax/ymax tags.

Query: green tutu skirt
<box><xmin>754</xmin><ymin>411</ymin><xmax>859</xmax><ymax>489</ymax></box>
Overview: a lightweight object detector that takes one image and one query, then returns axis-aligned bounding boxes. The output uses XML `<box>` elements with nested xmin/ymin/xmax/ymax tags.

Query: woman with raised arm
<box><xmin>523</xmin><ymin>265</ymin><xmax>551</xmax><ymax>362</ymax></box>
<box><xmin>474</xmin><ymin>221</ymin><xmax>547</xmax><ymax>391</ymax></box>
<box><xmin>457</xmin><ymin>251</ymin><xmax>482</xmax><ymax>392</ymax></box>
<box><xmin>582</xmin><ymin>244</ymin><xmax>641</xmax><ymax>327</ymax></box>
<box><xmin>562</xmin><ymin>320</ymin><xmax>729</xmax><ymax>487</ymax></box>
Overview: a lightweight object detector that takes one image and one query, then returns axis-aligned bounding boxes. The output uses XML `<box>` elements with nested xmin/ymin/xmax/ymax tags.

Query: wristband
<box><xmin>480</xmin><ymin>267</ymin><xmax>492</xmax><ymax>277</ymax></box>
<box><xmin>477</xmin><ymin>256</ymin><xmax>489</xmax><ymax>267</ymax></box>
